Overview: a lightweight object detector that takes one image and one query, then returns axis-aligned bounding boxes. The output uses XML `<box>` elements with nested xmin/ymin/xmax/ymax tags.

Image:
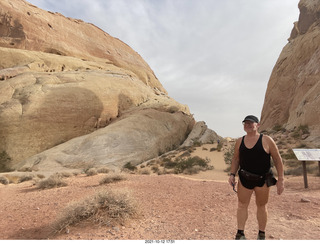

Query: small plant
<box><xmin>272</xmin><ymin>124</ymin><xmax>285</xmax><ymax>132</ymax></box>
<box><xmin>0</xmin><ymin>151</ymin><xmax>13</xmax><ymax>173</ymax></box>
<box><xmin>86</xmin><ymin>168</ymin><xmax>98</xmax><ymax>176</ymax></box>
<box><xmin>122</xmin><ymin>162</ymin><xmax>137</xmax><ymax>171</ymax></box>
<box><xmin>224</xmin><ymin>143</ymin><xmax>235</xmax><ymax>165</ymax></box>
<box><xmin>281</xmin><ymin>149</ymin><xmax>296</xmax><ymax>160</ymax></box>
<box><xmin>216</xmin><ymin>143</ymin><xmax>223</xmax><ymax>152</ymax></box>
<box><xmin>151</xmin><ymin>165</ymin><xmax>159</xmax><ymax>173</ymax></box>
<box><xmin>57</xmin><ymin>172</ymin><xmax>73</xmax><ymax>178</ymax></box>
<box><xmin>163</xmin><ymin>156</ymin><xmax>212</xmax><ymax>174</ymax></box>
<box><xmin>18</xmin><ymin>175</ymin><xmax>34</xmax><ymax>183</ymax></box>
<box><xmin>0</xmin><ymin>176</ymin><xmax>9</xmax><ymax>185</ymax></box>
<box><xmin>298</xmin><ymin>124</ymin><xmax>309</xmax><ymax>134</ymax></box>
<box><xmin>97</xmin><ymin>167</ymin><xmax>110</xmax><ymax>174</ymax></box>
<box><xmin>52</xmin><ymin>189</ymin><xmax>139</xmax><ymax>234</ymax></box>
<box><xmin>37</xmin><ymin>174</ymin><xmax>68</xmax><ymax>189</ymax></box>
<box><xmin>99</xmin><ymin>174</ymin><xmax>126</xmax><ymax>185</ymax></box>
<box><xmin>192</xmin><ymin>140</ymin><xmax>202</xmax><ymax>147</ymax></box>
<box><xmin>139</xmin><ymin>168</ymin><xmax>151</xmax><ymax>175</ymax></box>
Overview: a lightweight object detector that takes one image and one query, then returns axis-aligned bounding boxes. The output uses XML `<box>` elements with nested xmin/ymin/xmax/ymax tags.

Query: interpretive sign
<box><xmin>292</xmin><ymin>149</ymin><xmax>320</xmax><ymax>161</ymax></box>
<box><xmin>292</xmin><ymin>149</ymin><xmax>320</xmax><ymax>188</ymax></box>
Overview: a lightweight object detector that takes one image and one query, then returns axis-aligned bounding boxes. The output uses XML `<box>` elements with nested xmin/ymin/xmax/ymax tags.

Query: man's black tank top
<box><xmin>239</xmin><ymin>134</ymin><xmax>271</xmax><ymax>175</ymax></box>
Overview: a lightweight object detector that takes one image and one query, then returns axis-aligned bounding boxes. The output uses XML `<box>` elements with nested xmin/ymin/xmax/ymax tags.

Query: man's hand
<box><xmin>228</xmin><ymin>175</ymin><xmax>236</xmax><ymax>187</ymax></box>
<box><xmin>276</xmin><ymin>178</ymin><xmax>284</xmax><ymax>195</ymax></box>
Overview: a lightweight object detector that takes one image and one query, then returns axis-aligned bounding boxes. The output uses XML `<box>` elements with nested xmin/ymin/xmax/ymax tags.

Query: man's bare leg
<box><xmin>237</xmin><ymin>180</ymin><xmax>253</xmax><ymax>230</ymax></box>
<box><xmin>254</xmin><ymin>184</ymin><xmax>270</xmax><ymax>232</ymax></box>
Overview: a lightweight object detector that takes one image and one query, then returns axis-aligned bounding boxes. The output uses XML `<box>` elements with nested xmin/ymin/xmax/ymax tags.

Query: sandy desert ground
<box><xmin>0</xmin><ymin>144</ymin><xmax>319</xmax><ymax>240</ymax></box>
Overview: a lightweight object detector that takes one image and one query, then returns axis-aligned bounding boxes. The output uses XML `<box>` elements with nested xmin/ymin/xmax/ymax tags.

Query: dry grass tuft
<box><xmin>52</xmin><ymin>189</ymin><xmax>139</xmax><ymax>234</ymax></box>
<box><xmin>86</xmin><ymin>168</ymin><xmax>98</xmax><ymax>176</ymax></box>
<box><xmin>37</xmin><ymin>174</ymin><xmax>68</xmax><ymax>189</ymax></box>
<box><xmin>99</xmin><ymin>174</ymin><xmax>126</xmax><ymax>185</ymax></box>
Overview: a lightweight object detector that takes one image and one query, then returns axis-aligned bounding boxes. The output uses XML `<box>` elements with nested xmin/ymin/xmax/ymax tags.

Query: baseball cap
<box><xmin>242</xmin><ymin>115</ymin><xmax>259</xmax><ymax>123</ymax></box>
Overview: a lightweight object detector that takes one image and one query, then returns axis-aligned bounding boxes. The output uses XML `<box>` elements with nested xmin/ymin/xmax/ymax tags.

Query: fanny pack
<box><xmin>239</xmin><ymin>168</ymin><xmax>277</xmax><ymax>187</ymax></box>
<box><xmin>239</xmin><ymin>169</ymin><xmax>264</xmax><ymax>181</ymax></box>
<box><xmin>265</xmin><ymin>170</ymin><xmax>277</xmax><ymax>187</ymax></box>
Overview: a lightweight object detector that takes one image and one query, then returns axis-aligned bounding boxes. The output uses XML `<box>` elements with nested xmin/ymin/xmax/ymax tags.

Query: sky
<box><xmin>27</xmin><ymin>0</ymin><xmax>300</xmax><ymax>138</ymax></box>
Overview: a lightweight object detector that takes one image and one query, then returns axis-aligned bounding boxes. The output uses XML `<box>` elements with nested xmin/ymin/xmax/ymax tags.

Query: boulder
<box><xmin>16</xmin><ymin>109</ymin><xmax>194</xmax><ymax>172</ymax></box>
<box><xmin>180</xmin><ymin>121</ymin><xmax>222</xmax><ymax>147</ymax></box>
<box><xmin>0</xmin><ymin>0</ymin><xmax>194</xmax><ymax>171</ymax></box>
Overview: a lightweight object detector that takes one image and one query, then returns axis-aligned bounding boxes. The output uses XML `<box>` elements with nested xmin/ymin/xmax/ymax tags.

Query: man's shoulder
<box><xmin>262</xmin><ymin>134</ymin><xmax>275</xmax><ymax>144</ymax></box>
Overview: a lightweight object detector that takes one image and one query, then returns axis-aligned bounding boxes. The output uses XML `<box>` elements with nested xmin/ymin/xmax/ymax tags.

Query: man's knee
<box><xmin>238</xmin><ymin>200</ymin><xmax>250</xmax><ymax>209</ymax></box>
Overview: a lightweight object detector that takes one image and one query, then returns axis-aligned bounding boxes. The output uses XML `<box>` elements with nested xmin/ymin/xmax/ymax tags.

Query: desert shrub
<box><xmin>180</xmin><ymin>151</ymin><xmax>191</xmax><ymax>157</ymax></box>
<box><xmin>97</xmin><ymin>167</ymin><xmax>110</xmax><ymax>174</ymax></box>
<box><xmin>86</xmin><ymin>168</ymin><xmax>98</xmax><ymax>176</ymax></box>
<box><xmin>57</xmin><ymin>172</ymin><xmax>73</xmax><ymax>178</ymax></box>
<box><xmin>0</xmin><ymin>151</ymin><xmax>13</xmax><ymax>173</ymax></box>
<box><xmin>139</xmin><ymin>168</ymin><xmax>151</xmax><ymax>175</ymax></box>
<box><xmin>52</xmin><ymin>189</ymin><xmax>139</xmax><ymax>233</ymax></box>
<box><xmin>0</xmin><ymin>176</ymin><xmax>9</xmax><ymax>185</ymax></box>
<box><xmin>298</xmin><ymin>124</ymin><xmax>310</xmax><ymax>134</ymax></box>
<box><xmin>122</xmin><ymin>162</ymin><xmax>137</xmax><ymax>171</ymax></box>
<box><xmin>216</xmin><ymin>143</ymin><xmax>223</xmax><ymax>152</ymax></box>
<box><xmin>291</xmin><ymin>125</ymin><xmax>310</xmax><ymax>139</ymax></box>
<box><xmin>37</xmin><ymin>174</ymin><xmax>68</xmax><ymax>189</ymax></box>
<box><xmin>273</xmin><ymin>124</ymin><xmax>285</xmax><ymax>132</ymax></box>
<box><xmin>281</xmin><ymin>149</ymin><xmax>296</xmax><ymax>160</ymax></box>
<box><xmin>192</xmin><ymin>140</ymin><xmax>202</xmax><ymax>147</ymax></box>
<box><xmin>37</xmin><ymin>174</ymin><xmax>45</xmax><ymax>179</ymax></box>
<box><xmin>284</xmin><ymin>162</ymin><xmax>317</xmax><ymax>176</ymax></box>
<box><xmin>99</xmin><ymin>174</ymin><xmax>126</xmax><ymax>185</ymax></box>
<box><xmin>18</xmin><ymin>175</ymin><xmax>34</xmax><ymax>183</ymax></box>
<box><xmin>183</xmin><ymin>165</ymin><xmax>203</xmax><ymax>175</ymax></box>
<box><xmin>284</xmin><ymin>160</ymin><xmax>301</xmax><ymax>168</ymax></box>
<box><xmin>163</xmin><ymin>156</ymin><xmax>212</xmax><ymax>174</ymax></box>
<box><xmin>224</xmin><ymin>143</ymin><xmax>235</xmax><ymax>165</ymax></box>
<box><xmin>151</xmin><ymin>165</ymin><xmax>159</xmax><ymax>173</ymax></box>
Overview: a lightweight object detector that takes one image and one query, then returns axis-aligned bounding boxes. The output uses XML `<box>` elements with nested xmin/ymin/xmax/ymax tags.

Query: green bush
<box><xmin>224</xmin><ymin>143</ymin><xmax>235</xmax><ymax>165</ymax></box>
<box><xmin>163</xmin><ymin>156</ymin><xmax>212</xmax><ymax>174</ymax></box>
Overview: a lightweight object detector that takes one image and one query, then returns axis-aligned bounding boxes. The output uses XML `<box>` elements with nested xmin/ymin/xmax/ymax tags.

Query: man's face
<box><xmin>243</xmin><ymin>120</ymin><xmax>259</xmax><ymax>133</ymax></box>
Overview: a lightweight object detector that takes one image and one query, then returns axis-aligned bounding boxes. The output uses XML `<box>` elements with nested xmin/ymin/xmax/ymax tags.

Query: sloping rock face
<box><xmin>0</xmin><ymin>0</ymin><xmax>194</xmax><ymax>171</ymax></box>
<box><xmin>260</xmin><ymin>0</ymin><xmax>320</xmax><ymax>139</ymax></box>
<box><xmin>0</xmin><ymin>0</ymin><xmax>162</xmax><ymax>91</ymax></box>
<box><xmin>180</xmin><ymin>121</ymin><xmax>223</xmax><ymax>148</ymax></box>
<box><xmin>17</xmin><ymin>109</ymin><xmax>194</xmax><ymax>172</ymax></box>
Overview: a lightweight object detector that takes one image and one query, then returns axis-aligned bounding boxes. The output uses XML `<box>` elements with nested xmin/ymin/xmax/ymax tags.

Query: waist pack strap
<box><xmin>239</xmin><ymin>169</ymin><xmax>264</xmax><ymax>180</ymax></box>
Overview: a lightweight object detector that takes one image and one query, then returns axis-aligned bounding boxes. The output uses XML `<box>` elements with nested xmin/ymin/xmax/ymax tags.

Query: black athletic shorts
<box><xmin>239</xmin><ymin>172</ymin><xmax>265</xmax><ymax>189</ymax></box>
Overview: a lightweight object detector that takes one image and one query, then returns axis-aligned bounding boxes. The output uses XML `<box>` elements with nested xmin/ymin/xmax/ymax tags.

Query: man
<box><xmin>228</xmin><ymin>115</ymin><xmax>284</xmax><ymax>240</ymax></box>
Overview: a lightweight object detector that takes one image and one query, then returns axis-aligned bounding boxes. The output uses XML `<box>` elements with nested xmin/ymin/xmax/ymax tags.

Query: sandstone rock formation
<box><xmin>260</xmin><ymin>0</ymin><xmax>320</xmax><ymax>140</ymax></box>
<box><xmin>17</xmin><ymin>109</ymin><xmax>194</xmax><ymax>172</ymax></box>
<box><xmin>180</xmin><ymin>121</ymin><xmax>223</xmax><ymax>148</ymax></box>
<box><xmin>0</xmin><ymin>0</ymin><xmax>199</xmax><ymax>171</ymax></box>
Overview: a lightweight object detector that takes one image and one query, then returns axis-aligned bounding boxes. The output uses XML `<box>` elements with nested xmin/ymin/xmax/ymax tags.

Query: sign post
<box><xmin>292</xmin><ymin>149</ymin><xmax>320</xmax><ymax>188</ymax></box>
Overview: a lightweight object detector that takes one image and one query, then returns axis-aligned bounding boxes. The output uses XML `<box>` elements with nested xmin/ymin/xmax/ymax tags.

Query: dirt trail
<box><xmin>0</xmin><ymin>173</ymin><xmax>319</xmax><ymax>240</ymax></box>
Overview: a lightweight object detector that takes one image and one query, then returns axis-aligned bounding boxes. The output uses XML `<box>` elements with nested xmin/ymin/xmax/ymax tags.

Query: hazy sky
<box><xmin>27</xmin><ymin>0</ymin><xmax>300</xmax><ymax>137</ymax></box>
